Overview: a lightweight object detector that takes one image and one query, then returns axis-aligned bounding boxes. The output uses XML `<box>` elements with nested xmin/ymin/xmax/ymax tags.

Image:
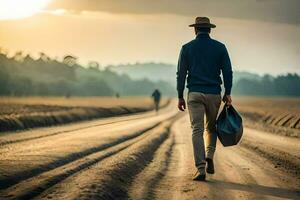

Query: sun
<box><xmin>0</xmin><ymin>0</ymin><xmax>51</xmax><ymax>20</ymax></box>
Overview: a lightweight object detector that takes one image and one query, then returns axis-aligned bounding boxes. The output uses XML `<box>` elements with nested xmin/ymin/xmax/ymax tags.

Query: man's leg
<box><xmin>156</xmin><ymin>100</ymin><xmax>160</xmax><ymax>112</ymax></box>
<box><xmin>154</xmin><ymin>100</ymin><xmax>159</xmax><ymax>112</ymax></box>
<box><xmin>204</xmin><ymin>94</ymin><xmax>221</xmax><ymax>160</ymax></box>
<box><xmin>187</xmin><ymin>92</ymin><xmax>206</xmax><ymax>172</ymax></box>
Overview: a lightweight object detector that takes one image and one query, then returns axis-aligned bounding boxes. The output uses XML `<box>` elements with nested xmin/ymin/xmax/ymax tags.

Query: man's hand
<box><xmin>222</xmin><ymin>95</ymin><xmax>232</xmax><ymax>106</ymax></box>
<box><xmin>178</xmin><ymin>98</ymin><xmax>186</xmax><ymax>111</ymax></box>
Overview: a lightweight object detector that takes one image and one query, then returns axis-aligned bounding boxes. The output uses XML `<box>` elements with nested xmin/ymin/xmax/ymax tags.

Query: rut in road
<box><xmin>241</xmin><ymin>138</ymin><xmax>300</xmax><ymax>178</ymax></box>
<box><xmin>1</xmin><ymin>112</ymin><xmax>300</xmax><ymax>200</ymax></box>
<box><xmin>0</xmin><ymin>122</ymin><xmax>160</xmax><ymax>190</ymax></box>
<box><xmin>0</xmin><ymin>114</ymin><xmax>182</xmax><ymax>200</ymax></box>
<box><xmin>0</xmin><ymin>104</ymin><xmax>177</xmax><ymax>190</ymax></box>
<box><xmin>129</xmin><ymin>116</ymin><xmax>300</xmax><ymax>200</ymax></box>
<box><xmin>34</xmin><ymin>116</ymin><xmax>182</xmax><ymax>200</ymax></box>
<box><xmin>128</xmin><ymin>115</ymin><xmax>233</xmax><ymax>200</ymax></box>
<box><xmin>0</xmin><ymin>100</ymin><xmax>174</xmax><ymax>146</ymax></box>
<box><xmin>128</xmin><ymin>128</ymin><xmax>176</xmax><ymax>200</ymax></box>
<box><xmin>0</xmin><ymin>110</ymin><xmax>158</xmax><ymax>146</ymax></box>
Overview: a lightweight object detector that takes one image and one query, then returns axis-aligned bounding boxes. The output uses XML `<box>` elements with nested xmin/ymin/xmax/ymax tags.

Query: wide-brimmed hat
<box><xmin>189</xmin><ymin>17</ymin><xmax>216</xmax><ymax>28</ymax></box>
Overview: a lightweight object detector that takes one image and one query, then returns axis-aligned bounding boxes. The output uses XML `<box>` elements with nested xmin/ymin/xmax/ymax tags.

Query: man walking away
<box><xmin>151</xmin><ymin>89</ymin><xmax>161</xmax><ymax>113</ymax></box>
<box><xmin>176</xmin><ymin>17</ymin><xmax>233</xmax><ymax>181</ymax></box>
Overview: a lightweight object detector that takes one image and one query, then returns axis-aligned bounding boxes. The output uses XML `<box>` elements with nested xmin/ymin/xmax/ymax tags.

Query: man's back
<box><xmin>152</xmin><ymin>89</ymin><xmax>161</xmax><ymax>102</ymax></box>
<box><xmin>177</xmin><ymin>33</ymin><xmax>232</xmax><ymax>98</ymax></box>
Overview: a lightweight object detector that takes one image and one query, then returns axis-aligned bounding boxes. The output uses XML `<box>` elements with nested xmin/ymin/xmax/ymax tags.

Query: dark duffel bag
<box><xmin>216</xmin><ymin>105</ymin><xmax>243</xmax><ymax>147</ymax></box>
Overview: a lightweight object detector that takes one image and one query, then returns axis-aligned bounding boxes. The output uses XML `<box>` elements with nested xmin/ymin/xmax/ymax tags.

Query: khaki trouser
<box><xmin>187</xmin><ymin>92</ymin><xmax>221</xmax><ymax>171</ymax></box>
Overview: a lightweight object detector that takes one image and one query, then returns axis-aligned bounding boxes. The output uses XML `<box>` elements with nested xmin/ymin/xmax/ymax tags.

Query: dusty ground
<box><xmin>0</xmin><ymin>97</ymin><xmax>164</xmax><ymax>109</ymax></box>
<box><xmin>0</xmin><ymin>97</ymin><xmax>169</xmax><ymax>132</ymax></box>
<box><xmin>0</xmin><ymin>102</ymin><xmax>299</xmax><ymax>200</ymax></box>
<box><xmin>234</xmin><ymin>97</ymin><xmax>300</xmax><ymax>137</ymax></box>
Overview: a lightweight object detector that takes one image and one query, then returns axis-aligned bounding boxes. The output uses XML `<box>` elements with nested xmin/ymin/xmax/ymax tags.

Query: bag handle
<box><xmin>224</xmin><ymin>104</ymin><xmax>229</xmax><ymax>117</ymax></box>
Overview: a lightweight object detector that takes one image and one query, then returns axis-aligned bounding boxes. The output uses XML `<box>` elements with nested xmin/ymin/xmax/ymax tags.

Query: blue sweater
<box><xmin>177</xmin><ymin>33</ymin><xmax>233</xmax><ymax>98</ymax></box>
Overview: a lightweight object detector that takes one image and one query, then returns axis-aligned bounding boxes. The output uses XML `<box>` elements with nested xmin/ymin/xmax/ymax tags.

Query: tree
<box><xmin>39</xmin><ymin>52</ymin><xmax>50</xmax><ymax>62</ymax></box>
<box><xmin>0</xmin><ymin>67</ymin><xmax>10</xmax><ymax>95</ymax></box>
<box><xmin>63</xmin><ymin>55</ymin><xmax>77</xmax><ymax>66</ymax></box>
<box><xmin>13</xmin><ymin>51</ymin><xmax>24</xmax><ymax>62</ymax></box>
<box><xmin>88</xmin><ymin>61</ymin><xmax>100</xmax><ymax>71</ymax></box>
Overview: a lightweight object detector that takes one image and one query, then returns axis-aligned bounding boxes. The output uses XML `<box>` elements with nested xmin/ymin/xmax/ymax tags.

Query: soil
<box><xmin>0</xmin><ymin>103</ymin><xmax>299</xmax><ymax>200</ymax></box>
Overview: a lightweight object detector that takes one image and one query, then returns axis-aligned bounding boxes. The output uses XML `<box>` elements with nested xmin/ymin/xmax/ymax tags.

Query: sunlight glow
<box><xmin>0</xmin><ymin>0</ymin><xmax>51</xmax><ymax>20</ymax></box>
<box><xmin>51</xmin><ymin>9</ymin><xmax>67</xmax><ymax>16</ymax></box>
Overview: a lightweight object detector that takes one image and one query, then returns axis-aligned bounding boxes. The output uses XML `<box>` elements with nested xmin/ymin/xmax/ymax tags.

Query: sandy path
<box><xmin>0</xmin><ymin>110</ymin><xmax>299</xmax><ymax>200</ymax></box>
<box><xmin>0</xmin><ymin>103</ymin><xmax>177</xmax><ymax>197</ymax></box>
<box><xmin>128</xmin><ymin>115</ymin><xmax>300</xmax><ymax>200</ymax></box>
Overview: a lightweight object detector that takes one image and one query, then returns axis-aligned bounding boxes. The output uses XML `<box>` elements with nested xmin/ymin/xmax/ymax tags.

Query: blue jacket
<box><xmin>177</xmin><ymin>33</ymin><xmax>233</xmax><ymax>98</ymax></box>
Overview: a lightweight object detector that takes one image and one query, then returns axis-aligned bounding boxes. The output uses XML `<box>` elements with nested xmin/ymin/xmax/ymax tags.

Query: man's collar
<box><xmin>196</xmin><ymin>33</ymin><xmax>210</xmax><ymax>39</ymax></box>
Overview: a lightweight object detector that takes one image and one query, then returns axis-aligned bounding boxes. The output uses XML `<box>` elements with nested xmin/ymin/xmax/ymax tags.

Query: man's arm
<box><xmin>177</xmin><ymin>46</ymin><xmax>188</xmax><ymax>99</ymax></box>
<box><xmin>221</xmin><ymin>45</ymin><xmax>233</xmax><ymax>95</ymax></box>
<box><xmin>177</xmin><ymin>46</ymin><xmax>188</xmax><ymax>111</ymax></box>
<box><xmin>221</xmin><ymin>45</ymin><xmax>233</xmax><ymax>104</ymax></box>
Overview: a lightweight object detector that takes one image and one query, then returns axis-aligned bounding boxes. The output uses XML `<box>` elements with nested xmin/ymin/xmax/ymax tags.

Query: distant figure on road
<box><xmin>176</xmin><ymin>17</ymin><xmax>233</xmax><ymax>181</ymax></box>
<box><xmin>151</xmin><ymin>89</ymin><xmax>161</xmax><ymax>113</ymax></box>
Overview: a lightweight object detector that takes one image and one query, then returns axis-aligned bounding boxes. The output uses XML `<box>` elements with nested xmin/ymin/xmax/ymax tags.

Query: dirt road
<box><xmin>0</xmin><ymin>104</ymin><xmax>299</xmax><ymax>200</ymax></box>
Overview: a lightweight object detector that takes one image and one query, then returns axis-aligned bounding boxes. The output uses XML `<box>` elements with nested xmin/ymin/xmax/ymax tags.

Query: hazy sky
<box><xmin>0</xmin><ymin>0</ymin><xmax>299</xmax><ymax>75</ymax></box>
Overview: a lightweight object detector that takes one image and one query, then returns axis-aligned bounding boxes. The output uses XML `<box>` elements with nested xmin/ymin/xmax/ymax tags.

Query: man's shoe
<box><xmin>206</xmin><ymin>158</ymin><xmax>215</xmax><ymax>174</ymax></box>
<box><xmin>193</xmin><ymin>170</ymin><xmax>206</xmax><ymax>181</ymax></box>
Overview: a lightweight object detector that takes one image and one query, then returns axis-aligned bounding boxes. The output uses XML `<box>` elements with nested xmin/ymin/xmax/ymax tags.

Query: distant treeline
<box><xmin>110</xmin><ymin>62</ymin><xmax>300</xmax><ymax>97</ymax></box>
<box><xmin>0</xmin><ymin>50</ymin><xmax>299</xmax><ymax>97</ymax></box>
<box><xmin>232</xmin><ymin>74</ymin><xmax>300</xmax><ymax>96</ymax></box>
<box><xmin>0</xmin><ymin>51</ymin><xmax>174</xmax><ymax>96</ymax></box>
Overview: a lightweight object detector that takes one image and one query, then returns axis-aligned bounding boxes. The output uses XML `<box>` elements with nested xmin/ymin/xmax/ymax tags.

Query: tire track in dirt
<box><xmin>241</xmin><ymin>139</ymin><xmax>300</xmax><ymax>178</ymax></box>
<box><xmin>0</xmin><ymin>104</ymin><xmax>177</xmax><ymax>190</ymax></box>
<box><xmin>211</xmin><ymin>140</ymin><xmax>300</xmax><ymax>199</ymax></box>
<box><xmin>0</xmin><ymin>102</ymin><xmax>174</xmax><ymax>146</ymax></box>
<box><xmin>35</xmin><ymin>116</ymin><xmax>182</xmax><ymax>200</ymax></box>
<box><xmin>0</xmin><ymin>99</ymin><xmax>172</xmax><ymax>133</ymax></box>
<box><xmin>0</xmin><ymin>114</ymin><xmax>152</xmax><ymax>146</ymax></box>
<box><xmin>128</xmin><ymin>116</ymin><xmax>228</xmax><ymax>200</ymax></box>
<box><xmin>140</xmin><ymin>115</ymin><xmax>300</xmax><ymax>200</ymax></box>
<box><xmin>0</xmin><ymin>122</ymin><xmax>161</xmax><ymax>190</ymax></box>
<box><xmin>222</xmin><ymin>150</ymin><xmax>267</xmax><ymax>200</ymax></box>
<box><xmin>237</xmin><ymin>147</ymin><xmax>300</xmax><ymax>199</ymax></box>
<box><xmin>168</xmin><ymin>117</ymin><xmax>234</xmax><ymax>200</ymax></box>
<box><xmin>207</xmin><ymin>151</ymin><xmax>239</xmax><ymax>200</ymax></box>
<box><xmin>128</xmin><ymin>128</ymin><xmax>176</xmax><ymax>200</ymax></box>
<box><xmin>1</xmin><ymin>111</ymin><xmax>299</xmax><ymax>200</ymax></box>
<box><xmin>0</xmin><ymin>115</ymin><xmax>181</xmax><ymax>200</ymax></box>
<box><xmin>129</xmin><ymin>116</ymin><xmax>234</xmax><ymax>200</ymax></box>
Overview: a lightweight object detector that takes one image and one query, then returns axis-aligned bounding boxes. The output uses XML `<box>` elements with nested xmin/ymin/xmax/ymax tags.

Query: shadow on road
<box><xmin>206</xmin><ymin>178</ymin><xmax>300</xmax><ymax>199</ymax></box>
